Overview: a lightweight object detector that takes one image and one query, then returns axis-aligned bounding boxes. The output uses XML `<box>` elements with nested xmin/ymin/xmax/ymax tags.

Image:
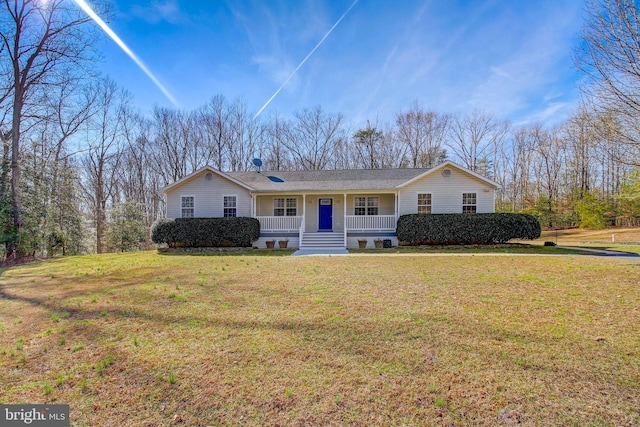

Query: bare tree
<box><xmin>395</xmin><ymin>102</ymin><xmax>448</xmax><ymax>168</ymax></box>
<box><xmin>498</xmin><ymin>125</ymin><xmax>536</xmax><ymax>211</ymax></box>
<box><xmin>0</xmin><ymin>0</ymin><xmax>101</xmax><ymax>254</ymax></box>
<box><xmin>35</xmin><ymin>81</ymin><xmax>95</xmax><ymax>255</ymax></box>
<box><xmin>226</xmin><ymin>98</ymin><xmax>260</xmax><ymax>172</ymax></box>
<box><xmin>284</xmin><ymin>106</ymin><xmax>346</xmax><ymax>170</ymax></box>
<box><xmin>330</xmin><ymin>133</ymin><xmax>356</xmax><ymax>170</ymax></box>
<box><xmin>197</xmin><ymin>95</ymin><xmax>231</xmax><ymax>170</ymax></box>
<box><xmin>564</xmin><ymin>108</ymin><xmax>600</xmax><ymax>196</ymax></box>
<box><xmin>532</xmin><ymin>126</ymin><xmax>567</xmax><ymax>225</ymax></box>
<box><xmin>81</xmin><ymin>78</ymin><xmax>127</xmax><ymax>254</ymax></box>
<box><xmin>149</xmin><ymin>106</ymin><xmax>190</xmax><ymax>184</ymax></box>
<box><xmin>183</xmin><ymin>111</ymin><xmax>206</xmax><ymax>173</ymax></box>
<box><xmin>576</xmin><ymin>0</ymin><xmax>640</xmax><ymax>158</ymax></box>
<box><xmin>379</xmin><ymin>128</ymin><xmax>410</xmax><ymax>169</ymax></box>
<box><xmin>350</xmin><ymin>119</ymin><xmax>408</xmax><ymax>169</ymax></box>
<box><xmin>260</xmin><ymin>112</ymin><xmax>293</xmax><ymax>171</ymax></box>
<box><xmin>353</xmin><ymin>121</ymin><xmax>384</xmax><ymax>169</ymax></box>
<box><xmin>596</xmin><ymin>120</ymin><xmax>627</xmax><ymax>200</ymax></box>
<box><xmin>117</xmin><ymin>110</ymin><xmax>162</xmax><ymax>245</ymax></box>
<box><xmin>447</xmin><ymin>110</ymin><xmax>510</xmax><ymax>177</ymax></box>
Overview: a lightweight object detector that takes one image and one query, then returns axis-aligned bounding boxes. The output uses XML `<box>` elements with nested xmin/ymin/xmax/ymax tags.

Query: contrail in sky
<box><xmin>73</xmin><ymin>0</ymin><xmax>179</xmax><ymax>107</ymax></box>
<box><xmin>254</xmin><ymin>0</ymin><xmax>359</xmax><ymax>119</ymax></box>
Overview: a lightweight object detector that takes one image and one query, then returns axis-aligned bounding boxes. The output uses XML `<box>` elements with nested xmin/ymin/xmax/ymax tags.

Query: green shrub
<box><xmin>574</xmin><ymin>192</ymin><xmax>611</xmax><ymax>230</ymax></box>
<box><xmin>106</xmin><ymin>201</ymin><xmax>148</xmax><ymax>252</ymax></box>
<box><xmin>396</xmin><ymin>213</ymin><xmax>541</xmax><ymax>245</ymax></box>
<box><xmin>151</xmin><ymin>217</ymin><xmax>260</xmax><ymax>248</ymax></box>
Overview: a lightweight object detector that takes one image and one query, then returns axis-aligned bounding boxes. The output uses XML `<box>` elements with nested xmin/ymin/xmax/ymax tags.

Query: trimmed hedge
<box><xmin>151</xmin><ymin>217</ymin><xmax>260</xmax><ymax>248</ymax></box>
<box><xmin>396</xmin><ymin>213</ymin><xmax>541</xmax><ymax>245</ymax></box>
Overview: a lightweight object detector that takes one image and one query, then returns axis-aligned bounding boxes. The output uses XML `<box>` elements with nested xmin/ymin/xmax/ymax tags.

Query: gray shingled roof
<box><xmin>226</xmin><ymin>168</ymin><xmax>431</xmax><ymax>192</ymax></box>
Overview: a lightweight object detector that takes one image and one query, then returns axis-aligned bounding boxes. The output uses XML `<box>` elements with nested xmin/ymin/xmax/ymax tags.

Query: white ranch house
<box><xmin>161</xmin><ymin>160</ymin><xmax>500</xmax><ymax>249</ymax></box>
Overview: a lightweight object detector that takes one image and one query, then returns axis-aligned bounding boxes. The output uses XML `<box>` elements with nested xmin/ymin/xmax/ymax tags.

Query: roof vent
<box><xmin>441</xmin><ymin>169</ymin><xmax>451</xmax><ymax>177</ymax></box>
<box><xmin>205</xmin><ymin>172</ymin><xmax>213</xmax><ymax>181</ymax></box>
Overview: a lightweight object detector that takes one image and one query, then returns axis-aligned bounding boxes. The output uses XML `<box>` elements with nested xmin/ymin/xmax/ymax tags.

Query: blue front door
<box><xmin>318</xmin><ymin>198</ymin><xmax>333</xmax><ymax>231</ymax></box>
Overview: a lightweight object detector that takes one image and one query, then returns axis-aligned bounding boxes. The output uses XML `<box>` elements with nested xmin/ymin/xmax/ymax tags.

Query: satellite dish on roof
<box><xmin>267</xmin><ymin>175</ymin><xmax>284</xmax><ymax>183</ymax></box>
<box><xmin>253</xmin><ymin>158</ymin><xmax>262</xmax><ymax>173</ymax></box>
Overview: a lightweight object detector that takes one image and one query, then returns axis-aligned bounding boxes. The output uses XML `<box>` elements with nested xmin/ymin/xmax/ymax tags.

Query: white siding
<box><xmin>166</xmin><ymin>170</ymin><xmax>252</xmax><ymax>218</ymax></box>
<box><xmin>399</xmin><ymin>167</ymin><xmax>495</xmax><ymax>215</ymax></box>
<box><xmin>255</xmin><ymin>196</ymin><xmax>302</xmax><ymax>217</ymax></box>
<box><xmin>304</xmin><ymin>196</ymin><xmax>345</xmax><ymax>232</ymax></box>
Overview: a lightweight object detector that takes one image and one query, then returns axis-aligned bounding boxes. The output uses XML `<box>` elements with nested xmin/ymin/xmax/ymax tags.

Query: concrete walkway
<box><xmin>556</xmin><ymin>246</ymin><xmax>640</xmax><ymax>257</ymax></box>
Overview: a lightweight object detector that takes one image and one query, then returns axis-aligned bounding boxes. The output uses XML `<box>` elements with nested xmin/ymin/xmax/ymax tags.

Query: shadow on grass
<box><xmin>0</xmin><ymin>274</ymin><xmax>433</xmax><ymax>403</ymax></box>
<box><xmin>1</xmin><ymin>258</ymin><xmax>638</xmax><ymax>425</ymax></box>
<box><xmin>349</xmin><ymin>244</ymin><xmax>587</xmax><ymax>255</ymax></box>
<box><xmin>156</xmin><ymin>248</ymin><xmax>295</xmax><ymax>257</ymax></box>
<box><xmin>0</xmin><ymin>280</ymin><xmax>206</xmax><ymax>424</ymax></box>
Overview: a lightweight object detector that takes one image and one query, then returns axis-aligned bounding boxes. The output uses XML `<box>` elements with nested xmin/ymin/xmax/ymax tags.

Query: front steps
<box><xmin>299</xmin><ymin>232</ymin><xmax>345</xmax><ymax>250</ymax></box>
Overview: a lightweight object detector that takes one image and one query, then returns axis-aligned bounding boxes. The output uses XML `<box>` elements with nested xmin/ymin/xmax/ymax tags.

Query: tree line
<box><xmin>1</xmin><ymin>0</ymin><xmax>639</xmax><ymax>258</ymax></box>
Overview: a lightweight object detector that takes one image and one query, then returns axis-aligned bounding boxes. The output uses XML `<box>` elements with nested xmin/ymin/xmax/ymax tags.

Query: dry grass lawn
<box><xmin>527</xmin><ymin>227</ymin><xmax>640</xmax><ymax>254</ymax></box>
<box><xmin>541</xmin><ymin>227</ymin><xmax>640</xmax><ymax>243</ymax></box>
<box><xmin>0</xmin><ymin>252</ymin><xmax>639</xmax><ymax>426</ymax></box>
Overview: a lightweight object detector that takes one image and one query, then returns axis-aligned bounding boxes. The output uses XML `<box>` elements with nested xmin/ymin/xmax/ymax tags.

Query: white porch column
<box><xmin>251</xmin><ymin>194</ymin><xmax>256</xmax><ymax>217</ymax></box>
<box><xmin>343</xmin><ymin>193</ymin><xmax>347</xmax><ymax>247</ymax></box>
<box><xmin>302</xmin><ymin>194</ymin><xmax>306</xmax><ymax>221</ymax></box>
<box><xmin>301</xmin><ymin>194</ymin><xmax>306</xmax><ymax>242</ymax></box>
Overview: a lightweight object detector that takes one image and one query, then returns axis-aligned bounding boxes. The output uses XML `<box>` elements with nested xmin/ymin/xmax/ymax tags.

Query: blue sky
<box><xmin>93</xmin><ymin>0</ymin><xmax>585</xmax><ymax>128</ymax></box>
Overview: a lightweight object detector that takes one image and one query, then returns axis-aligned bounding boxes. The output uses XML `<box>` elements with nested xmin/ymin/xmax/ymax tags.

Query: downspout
<box><xmin>395</xmin><ymin>191</ymin><xmax>399</xmax><ymax>226</ymax></box>
<box><xmin>493</xmin><ymin>187</ymin><xmax>497</xmax><ymax>213</ymax></box>
<box><xmin>251</xmin><ymin>193</ymin><xmax>258</xmax><ymax>244</ymax></box>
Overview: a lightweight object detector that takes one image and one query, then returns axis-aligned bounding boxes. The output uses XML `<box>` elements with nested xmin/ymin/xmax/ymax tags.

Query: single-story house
<box><xmin>161</xmin><ymin>160</ymin><xmax>501</xmax><ymax>249</ymax></box>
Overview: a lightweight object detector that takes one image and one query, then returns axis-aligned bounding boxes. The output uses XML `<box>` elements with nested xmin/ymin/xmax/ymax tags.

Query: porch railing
<box><xmin>257</xmin><ymin>215</ymin><xmax>396</xmax><ymax>232</ymax></box>
<box><xmin>345</xmin><ymin>215</ymin><xmax>396</xmax><ymax>231</ymax></box>
<box><xmin>256</xmin><ymin>216</ymin><xmax>303</xmax><ymax>232</ymax></box>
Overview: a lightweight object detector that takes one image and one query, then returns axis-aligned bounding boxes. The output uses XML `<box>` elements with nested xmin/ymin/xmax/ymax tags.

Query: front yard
<box><xmin>0</xmin><ymin>252</ymin><xmax>638</xmax><ymax>426</ymax></box>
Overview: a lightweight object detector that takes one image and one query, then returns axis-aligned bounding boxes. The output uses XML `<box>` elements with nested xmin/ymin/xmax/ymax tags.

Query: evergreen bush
<box><xmin>396</xmin><ymin>213</ymin><xmax>541</xmax><ymax>245</ymax></box>
<box><xmin>151</xmin><ymin>217</ymin><xmax>260</xmax><ymax>248</ymax></box>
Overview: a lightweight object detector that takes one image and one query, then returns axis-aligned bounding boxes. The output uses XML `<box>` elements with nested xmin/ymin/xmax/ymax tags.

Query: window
<box><xmin>274</xmin><ymin>198</ymin><xmax>297</xmax><ymax>216</ymax></box>
<box><xmin>286</xmin><ymin>198</ymin><xmax>297</xmax><ymax>216</ymax></box>
<box><xmin>462</xmin><ymin>193</ymin><xmax>477</xmax><ymax>213</ymax></box>
<box><xmin>354</xmin><ymin>196</ymin><xmax>379</xmax><ymax>215</ymax></box>
<box><xmin>367</xmin><ymin>197</ymin><xmax>379</xmax><ymax>215</ymax></box>
<box><xmin>224</xmin><ymin>196</ymin><xmax>237</xmax><ymax>217</ymax></box>
<box><xmin>181</xmin><ymin>196</ymin><xmax>194</xmax><ymax>218</ymax></box>
<box><xmin>418</xmin><ymin>193</ymin><xmax>432</xmax><ymax>214</ymax></box>
<box><xmin>354</xmin><ymin>197</ymin><xmax>366</xmax><ymax>215</ymax></box>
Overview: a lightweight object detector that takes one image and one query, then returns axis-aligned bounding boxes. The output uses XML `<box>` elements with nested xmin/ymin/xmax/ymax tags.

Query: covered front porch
<box><xmin>252</xmin><ymin>193</ymin><xmax>398</xmax><ymax>249</ymax></box>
